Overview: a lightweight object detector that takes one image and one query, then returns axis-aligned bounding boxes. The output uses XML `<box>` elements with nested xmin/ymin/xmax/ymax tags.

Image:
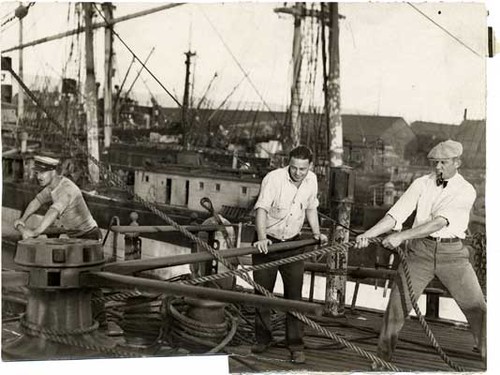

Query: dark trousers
<box><xmin>252</xmin><ymin>235</ymin><xmax>305</xmax><ymax>351</ymax></box>
<box><xmin>70</xmin><ymin>226</ymin><xmax>103</xmax><ymax>241</ymax></box>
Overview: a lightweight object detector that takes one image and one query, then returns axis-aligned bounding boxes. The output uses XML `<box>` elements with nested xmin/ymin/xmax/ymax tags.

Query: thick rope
<box><xmin>93</xmin><ymin>290</ymin><xmax>143</xmax><ymax>304</ymax></box>
<box><xmin>19</xmin><ymin>317</ymin><xmax>143</xmax><ymax>358</ymax></box>
<box><xmin>21</xmin><ymin>317</ymin><xmax>99</xmax><ymax>336</ymax></box>
<box><xmin>185</xmin><ymin>243</ymin><xmax>341</xmax><ymax>286</ymax></box>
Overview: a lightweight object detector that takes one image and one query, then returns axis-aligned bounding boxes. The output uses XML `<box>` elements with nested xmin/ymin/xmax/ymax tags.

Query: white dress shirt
<box><xmin>254</xmin><ymin>166</ymin><xmax>319</xmax><ymax>240</ymax></box>
<box><xmin>387</xmin><ymin>172</ymin><xmax>476</xmax><ymax>239</ymax></box>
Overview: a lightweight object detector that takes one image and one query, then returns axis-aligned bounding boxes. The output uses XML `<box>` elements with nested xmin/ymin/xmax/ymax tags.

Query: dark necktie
<box><xmin>436</xmin><ymin>177</ymin><xmax>448</xmax><ymax>188</ymax></box>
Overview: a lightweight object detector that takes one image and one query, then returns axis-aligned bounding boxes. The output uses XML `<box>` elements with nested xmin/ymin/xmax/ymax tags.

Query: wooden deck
<box><xmin>227</xmin><ymin>309</ymin><xmax>485</xmax><ymax>373</ymax></box>
<box><xmin>2</xmin><ymin>235</ymin><xmax>486</xmax><ymax>373</ymax></box>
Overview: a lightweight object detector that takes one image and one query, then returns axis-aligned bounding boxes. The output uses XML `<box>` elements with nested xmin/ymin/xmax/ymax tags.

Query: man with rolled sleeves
<box><xmin>14</xmin><ymin>155</ymin><xmax>101</xmax><ymax>241</ymax></box>
<box><xmin>355</xmin><ymin>140</ymin><xmax>486</xmax><ymax>366</ymax></box>
<box><xmin>251</xmin><ymin>145</ymin><xmax>328</xmax><ymax>364</ymax></box>
<box><xmin>14</xmin><ymin>155</ymin><xmax>107</xmax><ymax>329</ymax></box>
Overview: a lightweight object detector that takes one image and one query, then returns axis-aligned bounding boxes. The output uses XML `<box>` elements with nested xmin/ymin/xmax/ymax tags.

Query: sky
<box><xmin>0</xmin><ymin>1</ymin><xmax>491</xmax><ymax>125</ymax></box>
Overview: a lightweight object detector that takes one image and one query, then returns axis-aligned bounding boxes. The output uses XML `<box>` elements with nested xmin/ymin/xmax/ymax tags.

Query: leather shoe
<box><xmin>251</xmin><ymin>342</ymin><xmax>271</xmax><ymax>354</ymax></box>
<box><xmin>291</xmin><ymin>351</ymin><xmax>306</xmax><ymax>364</ymax></box>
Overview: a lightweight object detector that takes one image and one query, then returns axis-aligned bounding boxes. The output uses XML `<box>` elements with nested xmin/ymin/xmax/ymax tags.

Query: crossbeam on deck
<box><xmin>110</xmin><ymin>224</ymin><xmax>236</xmax><ymax>233</ymax></box>
<box><xmin>103</xmin><ymin>238</ymin><xmax>319</xmax><ymax>275</ymax></box>
<box><xmin>82</xmin><ymin>271</ymin><xmax>323</xmax><ymax>315</ymax></box>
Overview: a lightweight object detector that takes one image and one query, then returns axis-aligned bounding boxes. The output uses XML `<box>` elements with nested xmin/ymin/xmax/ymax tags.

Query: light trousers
<box><xmin>378</xmin><ymin>237</ymin><xmax>486</xmax><ymax>361</ymax></box>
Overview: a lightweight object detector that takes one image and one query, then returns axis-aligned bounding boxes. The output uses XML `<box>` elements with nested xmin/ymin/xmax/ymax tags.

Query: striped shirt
<box><xmin>35</xmin><ymin>176</ymin><xmax>97</xmax><ymax>236</ymax></box>
<box><xmin>254</xmin><ymin>166</ymin><xmax>319</xmax><ymax>240</ymax></box>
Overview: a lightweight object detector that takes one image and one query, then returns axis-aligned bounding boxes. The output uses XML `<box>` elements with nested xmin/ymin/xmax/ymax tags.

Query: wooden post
<box><xmin>324</xmin><ymin>2</ymin><xmax>352</xmax><ymax>317</ymax></box>
<box><xmin>275</xmin><ymin>3</ymin><xmax>304</xmax><ymax>150</ymax></box>
<box><xmin>103</xmin><ymin>3</ymin><xmax>114</xmax><ymax>150</ymax></box>
<box><xmin>289</xmin><ymin>3</ymin><xmax>303</xmax><ymax>149</ymax></box>
<box><xmin>182</xmin><ymin>51</ymin><xmax>196</xmax><ymax>147</ymax></box>
<box><xmin>84</xmin><ymin>2</ymin><xmax>100</xmax><ymax>184</ymax></box>
<box><xmin>16</xmin><ymin>3</ymin><xmax>26</xmax><ymax>126</ymax></box>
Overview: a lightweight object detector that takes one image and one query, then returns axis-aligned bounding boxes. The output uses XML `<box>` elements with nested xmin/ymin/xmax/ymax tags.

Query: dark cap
<box><xmin>33</xmin><ymin>155</ymin><xmax>59</xmax><ymax>172</ymax></box>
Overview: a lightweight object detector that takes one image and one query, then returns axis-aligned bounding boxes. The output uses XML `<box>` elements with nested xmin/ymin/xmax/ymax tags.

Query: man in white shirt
<box><xmin>355</xmin><ymin>140</ymin><xmax>486</xmax><ymax>365</ymax></box>
<box><xmin>251</xmin><ymin>145</ymin><xmax>327</xmax><ymax>364</ymax></box>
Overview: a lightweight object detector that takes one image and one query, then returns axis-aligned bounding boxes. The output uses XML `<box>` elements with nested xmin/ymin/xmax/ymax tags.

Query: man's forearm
<box><xmin>305</xmin><ymin>209</ymin><xmax>321</xmax><ymax>235</ymax></box>
<box><xmin>398</xmin><ymin>217</ymin><xmax>448</xmax><ymax>242</ymax></box>
<box><xmin>365</xmin><ymin>214</ymin><xmax>396</xmax><ymax>237</ymax></box>
<box><xmin>32</xmin><ymin>208</ymin><xmax>59</xmax><ymax>236</ymax></box>
<box><xmin>255</xmin><ymin>208</ymin><xmax>268</xmax><ymax>240</ymax></box>
<box><xmin>20</xmin><ymin>199</ymin><xmax>42</xmax><ymax>222</ymax></box>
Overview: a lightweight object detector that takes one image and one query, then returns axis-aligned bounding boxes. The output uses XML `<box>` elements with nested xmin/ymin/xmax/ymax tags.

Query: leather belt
<box><xmin>425</xmin><ymin>236</ymin><xmax>461</xmax><ymax>243</ymax></box>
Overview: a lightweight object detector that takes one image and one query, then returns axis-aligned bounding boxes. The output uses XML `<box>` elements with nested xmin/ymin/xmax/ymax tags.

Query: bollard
<box><xmin>124</xmin><ymin>212</ymin><xmax>141</xmax><ymax>261</ymax></box>
<box><xmin>2</xmin><ymin>238</ymin><xmax>116</xmax><ymax>360</ymax></box>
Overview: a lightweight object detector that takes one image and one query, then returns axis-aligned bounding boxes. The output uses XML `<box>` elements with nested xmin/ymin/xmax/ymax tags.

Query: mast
<box><xmin>182</xmin><ymin>50</ymin><xmax>196</xmax><ymax>147</ymax></box>
<box><xmin>324</xmin><ymin>2</ymin><xmax>352</xmax><ymax>317</ymax></box>
<box><xmin>289</xmin><ymin>3</ymin><xmax>304</xmax><ymax>149</ymax></box>
<box><xmin>327</xmin><ymin>3</ymin><xmax>343</xmax><ymax>167</ymax></box>
<box><xmin>15</xmin><ymin>3</ymin><xmax>29</xmax><ymax>126</ymax></box>
<box><xmin>4</xmin><ymin>4</ymin><xmax>184</xmax><ymax>53</ymax></box>
<box><xmin>275</xmin><ymin>3</ymin><xmax>304</xmax><ymax>150</ymax></box>
<box><xmin>103</xmin><ymin>3</ymin><xmax>114</xmax><ymax>151</ymax></box>
<box><xmin>84</xmin><ymin>2</ymin><xmax>100</xmax><ymax>184</ymax></box>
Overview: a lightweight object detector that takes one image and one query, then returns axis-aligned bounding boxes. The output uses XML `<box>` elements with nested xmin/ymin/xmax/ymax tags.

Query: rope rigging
<box><xmin>92</xmin><ymin>4</ymin><xmax>181</xmax><ymax>107</ymax></box>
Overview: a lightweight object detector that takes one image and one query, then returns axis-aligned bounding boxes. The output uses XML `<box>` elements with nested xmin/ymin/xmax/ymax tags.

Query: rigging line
<box><xmin>2</xmin><ymin>1</ymin><xmax>37</xmax><ymax>28</ymax></box>
<box><xmin>197</xmin><ymin>5</ymin><xmax>282</xmax><ymax>125</ymax></box>
<box><xmin>207</xmin><ymin>74</ymin><xmax>248</xmax><ymax>123</ymax></box>
<box><xmin>92</xmin><ymin>4</ymin><xmax>181</xmax><ymax>107</ymax></box>
<box><xmin>406</xmin><ymin>3</ymin><xmax>482</xmax><ymax>58</ymax></box>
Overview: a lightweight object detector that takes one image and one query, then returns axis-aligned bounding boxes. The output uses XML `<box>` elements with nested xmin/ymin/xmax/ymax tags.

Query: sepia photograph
<box><xmin>1</xmin><ymin>1</ymin><xmax>498</xmax><ymax>374</ymax></box>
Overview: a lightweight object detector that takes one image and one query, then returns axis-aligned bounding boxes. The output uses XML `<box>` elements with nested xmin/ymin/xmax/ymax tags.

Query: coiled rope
<box><xmin>164</xmin><ymin>297</ymin><xmax>238</xmax><ymax>354</ymax></box>
<box><xmin>19</xmin><ymin>316</ymin><xmax>143</xmax><ymax>358</ymax></box>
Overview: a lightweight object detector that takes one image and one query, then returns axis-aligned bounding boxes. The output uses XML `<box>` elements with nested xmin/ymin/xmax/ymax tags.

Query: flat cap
<box><xmin>427</xmin><ymin>140</ymin><xmax>463</xmax><ymax>159</ymax></box>
<box><xmin>33</xmin><ymin>155</ymin><xmax>60</xmax><ymax>172</ymax></box>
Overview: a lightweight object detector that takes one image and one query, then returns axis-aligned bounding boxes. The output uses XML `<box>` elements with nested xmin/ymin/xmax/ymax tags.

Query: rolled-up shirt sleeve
<box><xmin>254</xmin><ymin>172</ymin><xmax>277</xmax><ymax>212</ymax></box>
<box><xmin>50</xmin><ymin>192</ymin><xmax>72</xmax><ymax>216</ymax></box>
<box><xmin>35</xmin><ymin>187</ymin><xmax>52</xmax><ymax>205</ymax></box>
<box><xmin>387</xmin><ymin>178</ymin><xmax>424</xmax><ymax>230</ymax></box>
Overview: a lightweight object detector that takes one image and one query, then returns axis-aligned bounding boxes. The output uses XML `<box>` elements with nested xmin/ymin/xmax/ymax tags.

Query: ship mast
<box><xmin>275</xmin><ymin>3</ymin><xmax>304</xmax><ymax>150</ymax></box>
<box><xmin>14</xmin><ymin>3</ymin><xmax>29</xmax><ymax>127</ymax></box>
<box><xmin>84</xmin><ymin>2</ymin><xmax>100</xmax><ymax>184</ymax></box>
<box><xmin>324</xmin><ymin>2</ymin><xmax>352</xmax><ymax>317</ymax></box>
<box><xmin>182</xmin><ymin>50</ymin><xmax>196</xmax><ymax>148</ymax></box>
<box><xmin>103</xmin><ymin>3</ymin><xmax>114</xmax><ymax>151</ymax></box>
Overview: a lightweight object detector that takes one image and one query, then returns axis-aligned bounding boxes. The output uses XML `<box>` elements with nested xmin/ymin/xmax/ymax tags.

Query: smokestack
<box><xmin>463</xmin><ymin>108</ymin><xmax>468</xmax><ymax>121</ymax></box>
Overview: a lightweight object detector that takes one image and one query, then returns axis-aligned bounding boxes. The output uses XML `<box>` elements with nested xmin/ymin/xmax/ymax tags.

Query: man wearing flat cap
<box><xmin>355</xmin><ymin>140</ymin><xmax>486</xmax><ymax>366</ymax></box>
<box><xmin>14</xmin><ymin>155</ymin><xmax>101</xmax><ymax>241</ymax></box>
